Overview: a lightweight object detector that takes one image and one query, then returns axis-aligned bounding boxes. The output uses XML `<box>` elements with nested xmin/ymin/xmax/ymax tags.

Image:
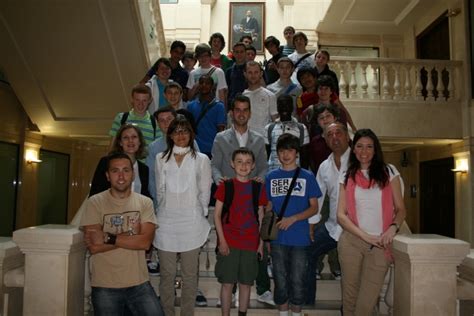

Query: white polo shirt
<box><xmin>308</xmin><ymin>147</ymin><xmax>350</xmax><ymax>241</ymax></box>
<box><xmin>243</xmin><ymin>87</ymin><xmax>278</xmax><ymax>137</ymax></box>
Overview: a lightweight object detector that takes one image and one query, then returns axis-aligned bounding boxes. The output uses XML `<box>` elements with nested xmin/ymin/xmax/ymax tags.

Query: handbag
<box><xmin>260</xmin><ymin>167</ymin><xmax>301</xmax><ymax>241</ymax></box>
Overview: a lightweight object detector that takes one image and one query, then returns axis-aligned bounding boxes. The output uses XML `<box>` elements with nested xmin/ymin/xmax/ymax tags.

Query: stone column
<box><xmin>13</xmin><ymin>225</ymin><xmax>85</xmax><ymax>316</ymax></box>
<box><xmin>458</xmin><ymin>250</ymin><xmax>474</xmax><ymax>316</ymax></box>
<box><xmin>392</xmin><ymin>234</ymin><xmax>470</xmax><ymax>316</ymax></box>
<box><xmin>0</xmin><ymin>237</ymin><xmax>24</xmax><ymax>315</ymax></box>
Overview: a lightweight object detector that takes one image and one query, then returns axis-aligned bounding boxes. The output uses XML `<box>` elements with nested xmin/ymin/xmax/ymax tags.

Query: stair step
<box><xmin>150</xmin><ymin>273</ymin><xmax>341</xmax><ymax>301</ymax></box>
<box><xmin>175</xmin><ymin>298</ymin><xmax>342</xmax><ymax>315</ymax></box>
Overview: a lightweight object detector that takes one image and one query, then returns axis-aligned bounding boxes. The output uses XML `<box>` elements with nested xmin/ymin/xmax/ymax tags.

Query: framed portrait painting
<box><xmin>229</xmin><ymin>2</ymin><xmax>265</xmax><ymax>53</ymax></box>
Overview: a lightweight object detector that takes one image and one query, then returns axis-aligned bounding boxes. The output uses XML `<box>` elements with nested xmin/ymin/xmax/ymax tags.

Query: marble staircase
<box><xmin>148</xmin><ymin>208</ymin><xmax>342</xmax><ymax>315</ymax></box>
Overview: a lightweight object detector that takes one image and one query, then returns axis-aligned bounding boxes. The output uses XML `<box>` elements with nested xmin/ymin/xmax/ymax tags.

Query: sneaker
<box><xmin>332</xmin><ymin>270</ymin><xmax>342</xmax><ymax>280</ymax></box>
<box><xmin>216</xmin><ymin>293</ymin><xmax>236</xmax><ymax>307</ymax></box>
<box><xmin>235</xmin><ymin>289</ymin><xmax>239</xmax><ymax>307</ymax></box>
<box><xmin>147</xmin><ymin>260</ymin><xmax>160</xmax><ymax>276</ymax></box>
<box><xmin>195</xmin><ymin>289</ymin><xmax>207</xmax><ymax>307</ymax></box>
<box><xmin>257</xmin><ymin>290</ymin><xmax>275</xmax><ymax>305</ymax></box>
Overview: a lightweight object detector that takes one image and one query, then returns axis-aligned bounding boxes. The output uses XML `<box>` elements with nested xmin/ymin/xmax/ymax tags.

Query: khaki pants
<box><xmin>158</xmin><ymin>247</ymin><xmax>200</xmax><ymax>316</ymax></box>
<box><xmin>338</xmin><ymin>231</ymin><xmax>389</xmax><ymax>316</ymax></box>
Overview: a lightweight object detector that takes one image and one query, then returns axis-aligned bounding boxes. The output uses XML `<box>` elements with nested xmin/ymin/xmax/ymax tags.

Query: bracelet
<box><xmin>390</xmin><ymin>222</ymin><xmax>400</xmax><ymax>233</ymax></box>
<box><xmin>104</xmin><ymin>233</ymin><xmax>117</xmax><ymax>245</ymax></box>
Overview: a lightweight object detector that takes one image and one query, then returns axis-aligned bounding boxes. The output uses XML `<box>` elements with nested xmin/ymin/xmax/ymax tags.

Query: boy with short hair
<box><xmin>187</xmin><ymin>43</ymin><xmax>228</xmax><ymax>106</ymax></box>
<box><xmin>281</xmin><ymin>26</ymin><xmax>296</xmax><ymax>56</ymax></box>
<box><xmin>182</xmin><ymin>51</ymin><xmax>197</xmax><ymax>73</ymax></box>
<box><xmin>146</xmin><ymin>57</ymin><xmax>173</xmax><ymax>115</ymax></box>
<box><xmin>263</xmin><ymin>36</ymin><xmax>283</xmax><ymax>85</ymax></box>
<box><xmin>267</xmin><ymin>57</ymin><xmax>302</xmax><ymax>101</ymax></box>
<box><xmin>214</xmin><ymin>147</ymin><xmax>268</xmax><ymax>316</ymax></box>
<box><xmin>245</xmin><ymin>45</ymin><xmax>257</xmax><ymax>61</ymax></box>
<box><xmin>265</xmin><ymin>134</ymin><xmax>321</xmax><ymax>316</ymax></box>
<box><xmin>109</xmin><ymin>84</ymin><xmax>158</xmax><ymax>148</ymax></box>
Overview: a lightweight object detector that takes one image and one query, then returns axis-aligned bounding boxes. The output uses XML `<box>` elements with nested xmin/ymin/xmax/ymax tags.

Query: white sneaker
<box><xmin>257</xmin><ymin>290</ymin><xmax>275</xmax><ymax>305</ymax></box>
<box><xmin>235</xmin><ymin>289</ymin><xmax>239</xmax><ymax>307</ymax></box>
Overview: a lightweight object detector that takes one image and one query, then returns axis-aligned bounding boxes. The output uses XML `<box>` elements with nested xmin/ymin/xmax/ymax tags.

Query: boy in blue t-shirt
<box><xmin>265</xmin><ymin>133</ymin><xmax>321</xmax><ymax>316</ymax></box>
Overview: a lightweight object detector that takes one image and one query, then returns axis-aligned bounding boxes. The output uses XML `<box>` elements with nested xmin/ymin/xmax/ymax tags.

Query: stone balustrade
<box><xmin>392</xmin><ymin>234</ymin><xmax>470</xmax><ymax>316</ymax></box>
<box><xmin>12</xmin><ymin>225</ymin><xmax>86</xmax><ymax>316</ymax></box>
<box><xmin>331</xmin><ymin>57</ymin><xmax>462</xmax><ymax>102</ymax></box>
<box><xmin>458</xmin><ymin>250</ymin><xmax>474</xmax><ymax>315</ymax></box>
<box><xmin>0</xmin><ymin>238</ymin><xmax>24</xmax><ymax>316</ymax></box>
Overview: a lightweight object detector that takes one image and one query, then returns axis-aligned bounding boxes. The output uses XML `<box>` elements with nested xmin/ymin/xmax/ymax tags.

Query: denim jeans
<box><xmin>306</xmin><ymin>223</ymin><xmax>338</xmax><ymax>305</ymax></box>
<box><xmin>91</xmin><ymin>281</ymin><xmax>164</xmax><ymax>316</ymax></box>
<box><xmin>270</xmin><ymin>244</ymin><xmax>309</xmax><ymax>307</ymax></box>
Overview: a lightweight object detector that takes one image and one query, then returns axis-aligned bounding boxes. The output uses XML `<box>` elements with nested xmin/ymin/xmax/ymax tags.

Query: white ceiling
<box><xmin>0</xmin><ymin>0</ymin><xmax>149</xmax><ymax>141</ymax></box>
<box><xmin>317</xmin><ymin>0</ymin><xmax>442</xmax><ymax>35</ymax></box>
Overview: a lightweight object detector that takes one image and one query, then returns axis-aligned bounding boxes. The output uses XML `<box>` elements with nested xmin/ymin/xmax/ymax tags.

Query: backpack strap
<box><xmin>195</xmin><ymin>99</ymin><xmax>217</xmax><ymax>128</ymax></box>
<box><xmin>150</xmin><ymin>115</ymin><xmax>156</xmax><ymax>139</ymax></box>
<box><xmin>294</xmin><ymin>53</ymin><xmax>312</xmax><ymax>68</ymax></box>
<box><xmin>120</xmin><ymin>112</ymin><xmax>130</xmax><ymax>125</ymax></box>
<box><xmin>221</xmin><ymin>179</ymin><xmax>234</xmax><ymax>224</ymax></box>
<box><xmin>120</xmin><ymin>111</ymin><xmax>156</xmax><ymax>139</ymax></box>
<box><xmin>267</xmin><ymin>122</ymin><xmax>276</xmax><ymax>146</ymax></box>
<box><xmin>298</xmin><ymin>124</ymin><xmax>305</xmax><ymax>145</ymax></box>
<box><xmin>251</xmin><ymin>180</ymin><xmax>261</xmax><ymax>222</ymax></box>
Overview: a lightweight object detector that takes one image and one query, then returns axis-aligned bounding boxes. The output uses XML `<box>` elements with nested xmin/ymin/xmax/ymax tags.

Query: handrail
<box><xmin>329</xmin><ymin>57</ymin><xmax>463</xmax><ymax>102</ymax></box>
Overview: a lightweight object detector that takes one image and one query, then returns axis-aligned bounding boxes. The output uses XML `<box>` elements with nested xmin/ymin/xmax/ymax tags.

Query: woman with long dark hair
<box><xmin>336</xmin><ymin>129</ymin><xmax>406</xmax><ymax>315</ymax></box>
<box><xmin>153</xmin><ymin>116</ymin><xmax>212</xmax><ymax>316</ymax></box>
<box><xmin>89</xmin><ymin>124</ymin><xmax>150</xmax><ymax>198</ymax></box>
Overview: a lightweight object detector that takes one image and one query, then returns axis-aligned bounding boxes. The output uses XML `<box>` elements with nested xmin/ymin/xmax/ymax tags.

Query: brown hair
<box><xmin>110</xmin><ymin>124</ymin><xmax>147</xmax><ymax>159</ymax></box>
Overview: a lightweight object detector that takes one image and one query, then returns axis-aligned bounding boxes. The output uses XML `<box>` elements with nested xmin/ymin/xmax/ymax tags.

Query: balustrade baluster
<box><xmin>349</xmin><ymin>62</ymin><xmax>358</xmax><ymax>98</ymax></box>
<box><xmin>426</xmin><ymin>66</ymin><xmax>435</xmax><ymax>101</ymax></box>
<box><xmin>371</xmin><ymin>64</ymin><xmax>379</xmax><ymax>99</ymax></box>
<box><xmin>404</xmin><ymin>65</ymin><xmax>412</xmax><ymax>100</ymax></box>
<box><xmin>393</xmin><ymin>64</ymin><xmax>401</xmax><ymax>100</ymax></box>
<box><xmin>414</xmin><ymin>65</ymin><xmax>423</xmax><ymax>101</ymax></box>
<box><xmin>337</xmin><ymin>62</ymin><xmax>347</xmax><ymax>99</ymax></box>
<box><xmin>381</xmin><ymin>65</ymin><xmax>391</xmax><ymax>100</ymax></box>
<box><xmin>360</xmin><ymin>62</ymin><xmax>369</xmax><ymax>99</ymax></box>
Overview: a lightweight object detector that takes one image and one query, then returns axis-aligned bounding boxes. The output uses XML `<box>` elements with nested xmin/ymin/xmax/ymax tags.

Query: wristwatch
<box><xmin>104</xmin><ymin>232</ymin><xmax>117</xmax><ymax>245</ymax></box>
<box><xmin>390</xmin><ymin>222</ymin><xmax>400</xmax><ymax>233</ymax></box>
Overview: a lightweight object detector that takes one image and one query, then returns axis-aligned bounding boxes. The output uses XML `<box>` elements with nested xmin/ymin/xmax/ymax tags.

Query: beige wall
<box><xmin>0</xmin><ymin>83</ymin><xmax>107</xmax><ymax>230</ymax></box>
<box><xmin>161</xmin><ymin>0</ymin><xmax>329</xmax><ymax>55</ymax></box>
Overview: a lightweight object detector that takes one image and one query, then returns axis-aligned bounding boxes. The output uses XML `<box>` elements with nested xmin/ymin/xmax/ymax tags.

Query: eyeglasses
<box><xmin>172</xmin><ymin>128</ymin><xmax>190</xmax><ymax>136</ymax></box>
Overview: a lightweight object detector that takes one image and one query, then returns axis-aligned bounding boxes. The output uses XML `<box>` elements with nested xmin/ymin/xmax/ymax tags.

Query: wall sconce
<box><xmin>25</xmin><ymin>149</ymin><xmax>42</xmax><ymax>164</ymax></box>
<box><xmin>452</xmin><ymin>158</ymin><xmax>468</xmax><ymax>173</ymax></box>
<box><xmin>446</xmin><ymin>8</ymin><xmax>461</xmax><ymax>17</ymax></box>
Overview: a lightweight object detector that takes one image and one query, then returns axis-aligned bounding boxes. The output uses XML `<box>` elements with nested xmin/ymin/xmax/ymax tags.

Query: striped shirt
<box><xmin>109</xmin><ymin>109</ymin><xmax>161</xmax><ymax>146</ymax></box>
<box><xmin>264</xmin><ymin>119</ymin><xmax>309</xmax><ymax>171</ymax></box>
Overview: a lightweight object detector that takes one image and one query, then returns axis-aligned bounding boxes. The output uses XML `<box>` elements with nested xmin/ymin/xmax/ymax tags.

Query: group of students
<box><xmin>82</xmin><ymin>25</ymin><xmax>407</xmax><ymax>316</ymax></box>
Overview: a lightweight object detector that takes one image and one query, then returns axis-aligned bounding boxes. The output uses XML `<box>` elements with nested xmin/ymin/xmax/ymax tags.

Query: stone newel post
<box><xmin>392</xmin><ymin>234</ymin><xmax>470</xmax><ymax>316</ymax></box>
<box><xmin>13</xmin><ymin>224</ymin><xmax>85</xmax><ymax>316</ymax></box>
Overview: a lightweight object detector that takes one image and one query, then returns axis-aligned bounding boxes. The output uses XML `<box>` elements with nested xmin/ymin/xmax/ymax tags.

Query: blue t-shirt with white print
<box><xmin>265</xmin><ymin>167</ymin><xmax>321</xmax><ymax>246</ymax></box>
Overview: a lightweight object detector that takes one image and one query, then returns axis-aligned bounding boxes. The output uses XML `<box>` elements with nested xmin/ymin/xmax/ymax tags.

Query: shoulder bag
<box><xmin>260</xmin><ymin>167</ymin><xmax>301</xmax><ymax>241</ymax></box>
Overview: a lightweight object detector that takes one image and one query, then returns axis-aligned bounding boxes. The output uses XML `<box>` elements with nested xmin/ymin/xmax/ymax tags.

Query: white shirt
<box><xmin>288</xmin><ymin>52</ymin><xmax>315</xmax><ymax>83</ymax></box>
<box><xmin>186</xmin><ymin>66</ymin><xmax>227</xmax><ymax>102</ymax></box>
<box><xmin>243</xmin><ymin>87</ymin><xmax>277</xmax><ymax>137</ymax></box>
<box><xmin>337</xmin><ymin>163</ymin><xmax>400</xmax><ymax>236</ymax></box>
<box><xmin>308</xmin><ymin>147</ymin><xmax>350</xmax><ymax>241</ymax></box>
<box><xmin>154</xmin><ymin>152</ymin><xmax>212</xmax><ymax>252</ymax></box>
<box><xmin>132</xmin><ymin>160</ymin><xmax>142</xmax><ymax>194</ymax></box>
<box><xmin>233</xmin><ymin>125</ymin><xmax>249</xmax><ymax>147</ymax></box>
